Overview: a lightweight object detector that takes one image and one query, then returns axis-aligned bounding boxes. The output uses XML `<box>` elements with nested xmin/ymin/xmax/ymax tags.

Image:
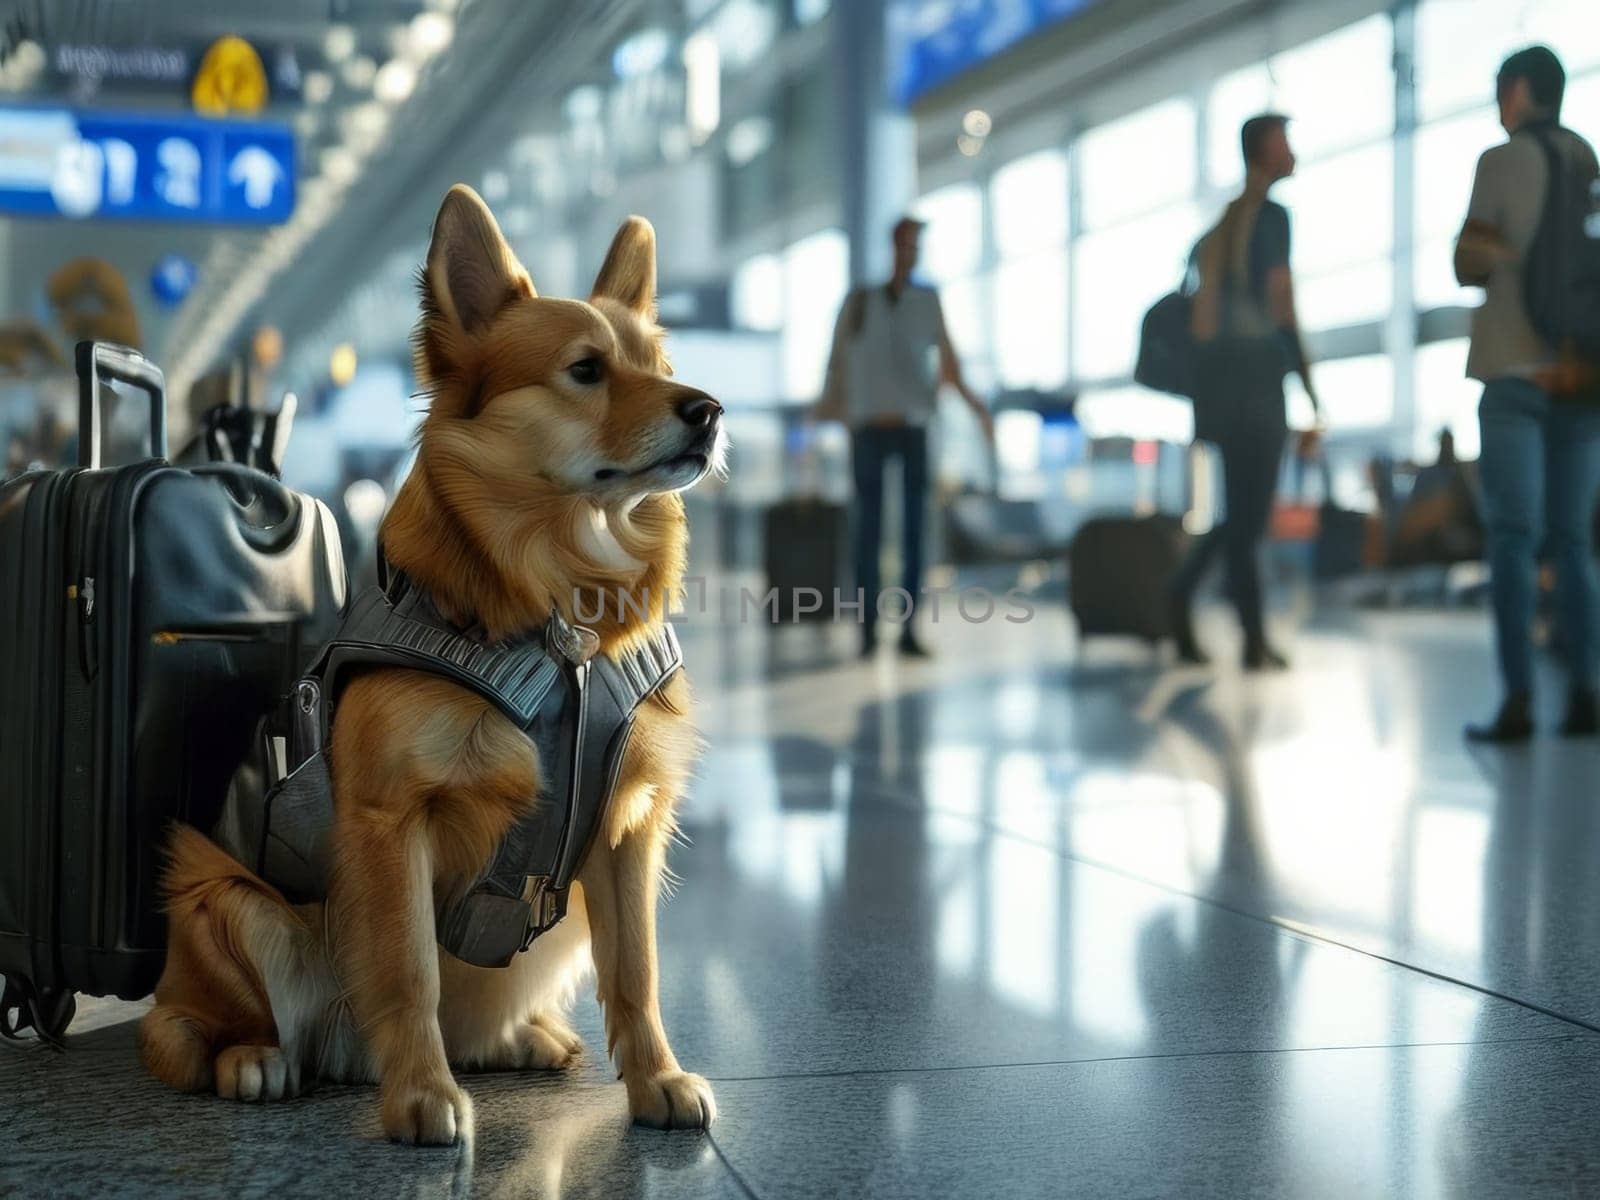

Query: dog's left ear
<box><xmin>591</xmin><ymin>216</ymin><xmax>657</xmax><ymax>316</ymax></box>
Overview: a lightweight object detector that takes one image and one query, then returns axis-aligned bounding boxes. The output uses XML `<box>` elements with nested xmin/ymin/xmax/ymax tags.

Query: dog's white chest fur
<box><xmin>578</xmin><ymin>504</ymin><xmax>644</xmax><ymax>573</ymax></box>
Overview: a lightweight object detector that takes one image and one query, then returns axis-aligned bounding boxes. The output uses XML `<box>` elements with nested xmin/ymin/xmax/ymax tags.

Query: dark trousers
<box><xmin>1477</xmin><ymin>376</ymin><xmax>1600</xmax><ymax>697</ymax></box>
<box><xmin>1174</xmin><ymin>339</ymin><xmax>1286</xmax><ymax>642</ymax></box>
<box><xmin>852</xmin><ymin>425</ymin><xmax>928</xmax><ymax>636</ymax></box>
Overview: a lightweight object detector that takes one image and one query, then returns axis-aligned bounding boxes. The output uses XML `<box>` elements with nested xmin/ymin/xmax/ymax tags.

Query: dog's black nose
<box><xmin>677</xmin><ymin>393</ymin><xmax>723</xmax><ymax>429</ymax></box>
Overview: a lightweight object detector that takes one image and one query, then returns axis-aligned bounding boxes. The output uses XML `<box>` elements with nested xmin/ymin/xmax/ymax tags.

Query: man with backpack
<box><xmin>1457</xmin><ymin>46</ymin><xmax>1600</xmax><ymax>742</ymax></box>
<box><xmin>816</xmin><ymin>216</ymin><xmax>994</xmax><ymax>658</ymax></box>
<box><xmin>1168</xmin><ymin>113</ymin><xmax>1322</xmax><ymax>671</ymax></box>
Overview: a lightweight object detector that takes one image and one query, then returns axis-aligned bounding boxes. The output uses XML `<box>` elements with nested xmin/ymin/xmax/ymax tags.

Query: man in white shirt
<box><xmin>818</xmin><ymin>217</ymin><xmax>993</xmax><ymax>657</ymax></box>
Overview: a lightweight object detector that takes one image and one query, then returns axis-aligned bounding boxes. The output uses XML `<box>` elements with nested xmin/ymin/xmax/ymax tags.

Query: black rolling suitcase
<box><xmin>0</xmin><ymin>342</ymin><xmax>347</xmax><ymax>1043</ymax></box>
<box><xmin>764</xmin><ymin>499</ymin><xmax>849</xmax><ymax>622</ymax></box>
<box><xmin>1068</xmin><ymin>514</ymin><xmax>1187</xmax><ymax>643</ymax></box>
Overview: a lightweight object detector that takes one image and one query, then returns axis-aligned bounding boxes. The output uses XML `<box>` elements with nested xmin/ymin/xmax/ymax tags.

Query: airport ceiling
<box><xmin>0</xmin><ymin>0</ymin><xmax>647</xmax><ymax>393</ymax></box>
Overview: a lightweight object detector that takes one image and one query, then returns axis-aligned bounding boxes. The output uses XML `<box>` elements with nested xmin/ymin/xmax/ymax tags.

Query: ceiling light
<box><xmin>962</xmin><ymin>109</ymin><xmax>992</xmax><ymax>138</ymax></box>
<box><xmin>323</xmin><ymin>25</ymin><xmax>357</xmax><ymax>64</ymax></box>
<box><xmin>683</xmin><ymin>32</ymin><xmax>719</xmax><ymax>144</ymax></box>
<box><xmin>956</xmin><ymin>133</ymin><xmax>984</xmax><ymax>157</ymax></box>
<box><xmin>725</xmin><ymin>115</ymin><xmax>773</xmax><ymax>166</ymax></box>
<box><xmin>342</xmin><ymin>102</ymin><xmax>389</xmax><ymax>151</ymax></box>
<box><xmin>660</xmin><ymin>125</ymin><xmax>691</xmax><ymax>162</ymax></box>
<box><xmin>564</xmin><ymin>85</ymin><xmax>603</xmax><ymax>125</ymax></box>
<box><xmin>373</xmin><ymin>58</ymin><xmax>416</xmax><ymax>105</ymax></box>
<box><xmin>329</xmin><ymin>343</ymin><xmax>358</xmax><ymax>387</ymax></box>
<box><xmin>407</xmin><ymin>11</ymin><xmax>455</xmax><ymax>60</ymax></box>
<box><xmin>303</xmin><ymin>68</ymin><xmax>333</xmax><ymax>105</ymax></box>
<box><xmin>320</xmin><ymin>147</ymin><xmax>360</xmax><ymax>186</ymax></box>
<box><xmin>341</xmin><ymin>55</ymin><xmax>377</xmax><ymax>91</ymax></box>
<box><xmin>613</xmin><ymin>27</ymin><xmax>671</xmax><ymax>79</ymax></box>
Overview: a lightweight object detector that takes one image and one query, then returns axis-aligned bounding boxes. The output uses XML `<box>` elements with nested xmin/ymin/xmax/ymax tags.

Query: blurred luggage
<box><xmin>0</xmin><ymin>342</ymin><xmax>346</xmax><ymax>1044</ymax></box>
<box><xmin>1271</xmin><ymin>453</ymin><xmax>1382</xmax><ymax>580</ymax></box>
<box><xmin>176</xmin><ymin>392</ymin><xmax>299</xmax><ymax>477</ymax></box>
<box><xmin>1312</xmin><ymin>502</ymin><xmax>1374</xmax><ymax>580</ymax></box>
<box><xmin>946</xmin><ymin>494</ymin><xmax>1074</xmax><ymax>565</ymax></box>
<box><xmin>764</xmin><ymin>498</ymin><xmax>848</xmax><ymax>622</ymax></box>
<box><xmin>1068</xmin><ymin>514</ymin><xmax>1187</xmax><ymax>642</ymax></box>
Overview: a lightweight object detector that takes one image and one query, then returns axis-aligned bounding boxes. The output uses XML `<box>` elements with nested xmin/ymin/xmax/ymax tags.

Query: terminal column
<box><xmin>831</xmin><ymin>0</ymin><xmax>917</xmax><ymax>286</ymax></box>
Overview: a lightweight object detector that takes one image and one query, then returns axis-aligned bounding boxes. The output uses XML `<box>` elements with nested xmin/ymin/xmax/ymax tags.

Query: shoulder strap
<box><xmin>312</xmin><ymin>585</ymin><xmax>562</xmax><ymax>732</ymax></box>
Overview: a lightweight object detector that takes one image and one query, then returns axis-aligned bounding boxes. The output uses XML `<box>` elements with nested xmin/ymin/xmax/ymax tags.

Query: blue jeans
<box><xmin>1478</xmin><ymin>376</ymin><xmax>1600</xmax><ymax>697</ymax></box>
<box><xmin>852</xmin><ymin>425</ymin><xmax>927</xmax><ymax>638</ymax></box>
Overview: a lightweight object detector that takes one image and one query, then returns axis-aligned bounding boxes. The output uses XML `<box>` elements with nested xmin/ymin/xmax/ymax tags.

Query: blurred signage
<box><xmin>150</xmin><ymin>253</ymin><xmax>200</xmax><ymax>307</ymax></box>
<box><xmin>0</xmin><ymin>105</ymin><xmax>294</xmax><ymax>224</ymax></box>
<box><xmin>54</xmin><ymin>44</ymin><xmax>189</xmax><ymax>84</ymax></box>
<box><xmin>891</xmin><ymin>0</ymin><xmax>1104</xmax><ymax>104</ymax></box>
<box><xmin>191</xmin><ymin>36</ymin><xmax>269</xmax><ymax>116</ymax></box>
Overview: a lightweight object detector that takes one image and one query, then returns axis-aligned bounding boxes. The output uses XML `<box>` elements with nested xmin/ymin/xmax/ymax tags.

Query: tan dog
<box><xmin>138</xmin><ymin>185</ymin><xmax>722</xmax><ymax>1144</ymax></box>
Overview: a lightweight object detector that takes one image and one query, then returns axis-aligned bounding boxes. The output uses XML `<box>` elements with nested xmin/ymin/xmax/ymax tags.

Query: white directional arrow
<box><xmin>228</xmin><ymin>145</ymin><xmax>283</xmax><ymax>209</ymax></box>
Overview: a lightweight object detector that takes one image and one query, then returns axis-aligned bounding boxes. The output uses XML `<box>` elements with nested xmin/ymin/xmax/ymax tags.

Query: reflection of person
<box><xmin>1170</xmin><ymin>115</ymin><xmax>1320</xmax><ymax>671</ymax></box>
<box><xmin>1455</xmin><ymin>46</ymin><xmax>1600</xmax><ymax>742</ymax></box>
<box><xmin>817</xmin><ymin>217</ymin><xmax>993</xmax><ymax>658</ymax></box>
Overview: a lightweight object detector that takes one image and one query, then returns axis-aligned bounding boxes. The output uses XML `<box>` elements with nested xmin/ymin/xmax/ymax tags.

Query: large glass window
<box><xmin>993</xmin><ymin>255</ymin><xmax>1068</xmax><ymax>389</ymax></box>
<box><xmin>1268</xmin><ymin>15</ymin><xmax>1393</xmax><ymax>160</ymax></box>
<box><xmin>916</xmin><ymin>182</ymin><xmax>983</xmax><ymax>284</ymax></box>
<box><xmin>990</xmin><ymin>149</ymin><xmax>1068</xmax><ymax>254</ymax></box>
<box><xmin>1207</xmin><ymin>64</ymin><xmax>1271</xmax><ymax>189</ymax></box>
<box><xmin>731</xmin><ymin>252</ymin><xmax>784</xmax><ymax>331</ymax></box>
<box><xmin>1073</xmin><ymin>203</ymin><xmax>1202</xmax><ymax>380</ymax></box>
<box><xmin>780</xmin><ymin>228</ymin><xmax>848</xmax><ymax>401</ymax></box>
<box><xmin>1307</xmin><ymin>354</ymin><xmax>1394</xmax><ymax>430</ymax></box>
<box><xmin>989</xmin><ymin>149</ymin><xmax>1069</xmax><ymax>389</ymax></box>
<box><xmin>1413</xmin><ymin>338</ymin><xmax>1480</xmax><ymax>459</ymax></box>
<box><xmin>1077</xmin><ymin>98</ymin><xmax>1196</xmax><ymax>230</ymax></box>
<box><xmin>1275</xmin><ymin>141</ymin><xmax>1394</xmax><ymax>275</ymax></box>
<box><xmin>1415</xmin><ymin>0</ymin><xmax>1598</xmax><ymax>124</ymax></box>
<box><xmin>893</xmin><ymin>7</ymin><xmax>1599</xmax><ymax>454</ymax></box>
<box><xmin>1412</xmin><ymin>105</ymin><xmax>1501</xmax><ymax>309</ymax></box>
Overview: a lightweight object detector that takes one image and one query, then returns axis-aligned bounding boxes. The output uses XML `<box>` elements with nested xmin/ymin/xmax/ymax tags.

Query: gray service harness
<box><xmin>215</xmin><ymin>575</ymin><xmax>682</xmax><ymax>968</ymax></box>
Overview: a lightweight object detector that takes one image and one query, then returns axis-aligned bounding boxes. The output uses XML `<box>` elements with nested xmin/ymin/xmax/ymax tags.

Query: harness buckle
<box><xmin>547</xmin><ymin>612</ymin><xmax>600</xmax><ymax>666</ymax></box>
<box><xmin>518</xmin><ymin>875</ymin><xmax>565</xmax><ymax>951</ymax></box>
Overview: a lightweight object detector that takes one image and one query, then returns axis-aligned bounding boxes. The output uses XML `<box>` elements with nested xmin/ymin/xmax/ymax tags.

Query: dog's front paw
<box><xmin>214</xmin><ymin>1044</ymin><xmax>298</xmax><ymax>1102</ymax></box>
<box><xmin>382</xmin><ymin>1075</ymin><xmax>472</xmax><ymax>1146</ymax></box>
<box><xmin>629</xmin><ymin>1070</ymin><xmax>717</xmax><ymax>1130</ymax></box>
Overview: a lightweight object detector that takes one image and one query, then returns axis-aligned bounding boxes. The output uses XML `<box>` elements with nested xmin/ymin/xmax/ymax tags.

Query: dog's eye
<box><xmin>567</xmin><ymin>357</ymin><xmax>604</xmax><ymax>386</ymax></box>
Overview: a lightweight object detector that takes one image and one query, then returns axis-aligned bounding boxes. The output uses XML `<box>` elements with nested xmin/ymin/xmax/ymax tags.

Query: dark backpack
<box><xmin>1523</xmin><ymin>124</ymin><xmax>1600</xmax><ymax>365</ymax></box>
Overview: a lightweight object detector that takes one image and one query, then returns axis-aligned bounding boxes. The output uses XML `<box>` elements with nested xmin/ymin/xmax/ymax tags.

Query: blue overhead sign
<box><xmin>892</xmin><ymin>0</ymin><xmax>1104</xmax><ymax>104</ymax></box>
<box><xmin>0</xmin><ymin>105</ymin><xmax>295</xmax><ymax>225</ymax></box>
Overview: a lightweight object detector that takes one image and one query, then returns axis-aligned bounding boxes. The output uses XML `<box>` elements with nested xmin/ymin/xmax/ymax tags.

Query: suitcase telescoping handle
<box><xmin>76</xmin><ymin>340</ymin><xmax>167</xmax><ymax>469</ymax></box>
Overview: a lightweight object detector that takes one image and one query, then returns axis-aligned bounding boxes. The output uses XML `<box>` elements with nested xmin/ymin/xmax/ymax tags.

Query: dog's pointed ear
<box><xmin>590</xmin><ymin>216</ymin><xmax>656</xmax><ymax>316</ymax></box>
<box><xmin>425</xmin><ymin>185</ymin><xmax>534</xmax><ymax>336</ymax></box>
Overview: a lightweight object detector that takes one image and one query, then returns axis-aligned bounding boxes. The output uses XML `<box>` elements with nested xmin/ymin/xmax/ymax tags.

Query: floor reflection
<box><xmin>10</xmin><ymin>602</ymin><xmax>1600</xmax><ymax>1196</ymax></box>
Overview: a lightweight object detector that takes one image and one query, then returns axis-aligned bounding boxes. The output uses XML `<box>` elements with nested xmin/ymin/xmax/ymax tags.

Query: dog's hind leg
<box><xmin>138</xmin><ymin>824</ymin><xmax>323</xmax><ymax>1101</ymax></box>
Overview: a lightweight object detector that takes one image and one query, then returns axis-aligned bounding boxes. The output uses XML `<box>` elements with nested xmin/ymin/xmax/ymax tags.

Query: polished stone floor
<box><xmin>8</xmin><ymin>596</ymin><xmax>1600</xmax><ymax>1198</ymax></box>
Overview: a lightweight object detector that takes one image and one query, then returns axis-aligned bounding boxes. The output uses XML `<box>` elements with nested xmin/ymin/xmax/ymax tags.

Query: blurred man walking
<box><xmin>1458</xmin><ymin>46</ymin><xmax>1600</xmax><ymax>742</ymax></box>
<box><xmin>1170</xmin><ymin>114</ymin><xmax>1321</xmax><ymax>671</ymax></box>
<box><xmin>818</xmin><ymin>216</ymin><xmax>992</xmax><ymax>657</ymax></box>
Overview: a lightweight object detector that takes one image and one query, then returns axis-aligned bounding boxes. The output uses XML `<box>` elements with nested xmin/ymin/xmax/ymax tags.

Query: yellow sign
<box><xmin>192</xmin><ymin>36</ymin><xmax>268</xmax><ymax>116</ymax></box>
